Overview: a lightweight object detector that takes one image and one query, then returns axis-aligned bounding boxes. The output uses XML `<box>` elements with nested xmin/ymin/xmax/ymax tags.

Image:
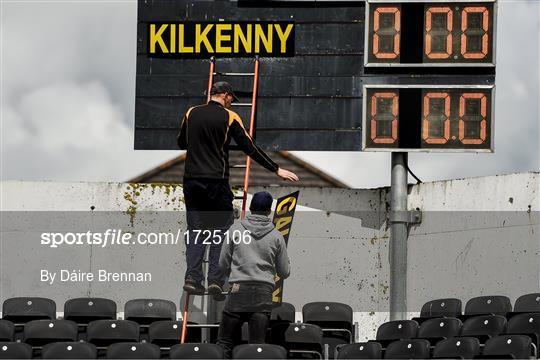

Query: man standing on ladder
<box><xmin>177</xmin><ymin>81</ymin><xmax>299</xmax><ymax>300</ymax></box>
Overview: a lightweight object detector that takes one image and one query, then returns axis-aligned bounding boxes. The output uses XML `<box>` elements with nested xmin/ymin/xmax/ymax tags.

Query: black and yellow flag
<box><xmin>271</xmin><ymin>191</ymin><xmax>299</xmax><ymax>304</ymax></box>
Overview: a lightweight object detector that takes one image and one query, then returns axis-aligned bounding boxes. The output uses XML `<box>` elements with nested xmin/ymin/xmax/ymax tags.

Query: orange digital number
<box><xmin>425</xmin><ymin>7</ymin><xmax>453</xmax><ymax>59</ymax></box>
<box><xmin>461</xmin><ymin>7</ymin><xmax>489</xmax><ymax>59</ymax></box>
<box><xmin>459</xmin><ymin>93</ymin><xmax>487</xmax><ymax>144</ymax></box>
<box><xmin>373</xmin><ymin>7</ymin><xmax>400</xmax><ymax>59</ymax></box>
<box><xmin>423</xmin><ymin>92</ymin><xmax>451</xmax><ymax>144</ymax></box>
<box><xmin>371</xmin><ymin>92</ymin><xmax>398</xmax><ymax>144</ymax></box>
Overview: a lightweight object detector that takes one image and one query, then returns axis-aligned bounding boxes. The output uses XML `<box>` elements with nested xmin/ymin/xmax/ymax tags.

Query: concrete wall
<box><xmin>1</xmin><ymin>172</ymin><xmax>538</xmax><ymax>340</ymax></box>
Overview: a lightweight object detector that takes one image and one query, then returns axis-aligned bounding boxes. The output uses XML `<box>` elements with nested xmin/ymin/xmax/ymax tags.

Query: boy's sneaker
<box><xmin>183</xmin><ymin>277</ymin><xmax>205</xmax><ymax>295</ymax></box>
<box><xmin>207</xmin><ymin>282</ymin><xmax>226</xmax><ymax>301</ymax></box>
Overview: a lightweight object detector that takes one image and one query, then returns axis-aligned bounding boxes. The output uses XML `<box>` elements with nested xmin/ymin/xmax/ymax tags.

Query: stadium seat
<box><xmin>302</xmin><ymin>302</ymin><xmax>354</xmax><ymax>358</ymax></box>
<box><xmin>2</xmin><ymin>297</ymin><xmax>56</xmax><ymax>323</ymax></box>
<box><xmin>284</xmin><ymin>323</ymin><xmax>324</xmax><ymax>359</ymax></box>
<box><xmin>383</xmin><ymin>339</ymin><xmax>430</xmax><ymax>359</ymax></box>
<box><xmin>270</xmin><ymin>302</ymin><xmax>296</xmax><ymax>324</ymax></box>
<box><xmin>460</xmin><ymin>315</ymin><xmax>507</xmax><ymax>343</ymax></box>
<box><xmin>420</xmin><ymin>298</ymin><xmax>462</xmax><ymax>318</ymax></box>
<box><xmin>375</xmin><ymin>320</ymin><xmax>419</xmax><ymax>347</ymax></box>
<box><xmin>464</xmin><ymin>295</ymin><xmax>512</xmax><ymax>316</ymax></box>
<box><xmin>106</xmin><ymin>342</ymin><xmax>161</xmax><ymax>359</ymax></box>
<box><xmin>432</xmin><ymin>337</ymin><xmax>480</xmax><ymax>359</ymax></box>
<box><xmin>148</xmin><ymin>320</ymin><xmax>202</xmax><ymax>346</ymax></box>
<box><xmin>0</xmin><ymin>342</ymin><xmax>32</xmax><ymax>359</ymax></box>
<box><xmin>417</xmin><ymin>317</ymin><xmax>462</xmax><ymax>343</ymax></box>
<box><xmin>302</xmin><ymin>302</ymin><xmax>353</xmax><ymax>339</ymax></box>
<box><xmin>233</xmin><ymin>344</ymin><xmax>287</xmax><ymax>359</ymax></box>
<box><xmin>148</xmin><ymin>320</ymin><xmax>182</xmax><ymax>347</ymax></box>
<box><xmin>336</xmin><ymin>342</ymin><xmax>383</xmax><ymax>359</ymax></box>
<box><xmin>124</xmin><ymin>299</ymin><xmax>176</xmax><ymax>326</ymax></box>
<box><xmin>482</xmin><ymin>335</ymin><xmax>534</xmax><ymax>359</ymax></box>
<box><xmin>64</xmin><ymin>298</ymin><xmax>117</xmax><ymax>324</ymax></box>
<box><xmin>0</xmin><ymin>321</ymin><xmax>14</xmax><ymax>341</ymax></box>
<box><xmin>169</xmin><ymin>343</ymin><xmax>224</xmax><ymax>359</ymax></box>
<box><xmin>23</xmin><ymin>319</ymin><xmax>78</xmax><ymax>346</ymax></box>
<box><xmin>269</xmin><ymin>303</ymin><xmax>296</xmax><ymax>346</ymax></box>
<box><xmin>506</xmin><ymin>312</ymin><xmax>540</xmax><ymax>349</ymax></box>
<box><xmin>514</xmin><ymin>293</ymin><xmax>540</xmax><ymax>313</ymax></box>
<box><xmin>42</xmin><ymin>341</ymin><xmax>97</xmax><ymax>359</ymax></box>
<box><xmin>86</xmin><ymin>320</ymin><xmax>140</xmax><ymax>346</ymax></box>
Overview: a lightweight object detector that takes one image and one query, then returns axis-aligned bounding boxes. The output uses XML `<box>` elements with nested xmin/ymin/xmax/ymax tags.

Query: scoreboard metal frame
<box><xmin>361</xmin><ymin>84</ymin><xmax>495</xmax><ymax>152</ymax></box>
<box><xmin>364</xmin><ymin>0</ymin><xmax>497</xmax><ymax>67</ymax></box>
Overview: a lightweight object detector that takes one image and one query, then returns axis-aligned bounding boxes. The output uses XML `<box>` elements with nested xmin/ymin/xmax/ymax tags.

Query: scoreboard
<box><xmin>363</xmin><ymin>85</ymin><xmax>494</xmax><ymax>151</ymax></box>
<box><xmin>366</xmin><ymin>1</ymin><xmax>496</xmax><ymax>66</ymax></box>
<box><xmin>134</xmin><ymin>0</ymin><xmax>496</xmax><ymax>152</ymax></box>
<box><xmin>363</xmin><ymin>0</ymin><xmax>495</xmax><ymax>152</ymax></box>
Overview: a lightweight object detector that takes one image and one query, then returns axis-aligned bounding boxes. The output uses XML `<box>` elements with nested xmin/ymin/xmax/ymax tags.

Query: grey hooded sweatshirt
<box><xmin>219</xmin><ymin>213</ymin><xmax>290</xmax><ymax>286</ymax></box>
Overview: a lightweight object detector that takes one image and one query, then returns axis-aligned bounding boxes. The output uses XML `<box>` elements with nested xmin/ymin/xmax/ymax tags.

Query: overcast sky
<box><xmin>1</xmin><ymin>0</ymin><xmax>539</xmax><ymax>188</ymax></box>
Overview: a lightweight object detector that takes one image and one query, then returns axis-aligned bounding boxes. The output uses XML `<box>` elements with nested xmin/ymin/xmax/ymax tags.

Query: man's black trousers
<box><xmin>216</xmin><ymin>282</ymin><xmax>274</xmax><ymax>359</ymax></box>
<box><xmin>183</xmin><ymin>178</ymin><xmax>234</xmax><ymax>286</ymax></box>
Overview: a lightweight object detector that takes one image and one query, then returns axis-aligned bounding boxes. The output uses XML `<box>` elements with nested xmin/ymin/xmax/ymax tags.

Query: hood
<box><xmin>240</xmin><ymin>213</ymin><xmax>275</xmax><ymax>239</ymax></box>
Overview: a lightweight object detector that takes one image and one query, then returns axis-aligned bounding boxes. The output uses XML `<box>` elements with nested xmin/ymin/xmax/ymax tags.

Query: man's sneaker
<box><xmin>183</xmin><ymin>277</ymin><xmax>205</xmax><ymax>295</ymax></box>
<box><xmin>207</xmin><ymin>282</ymin><xmax>226</xmax><ymax>301</ymax></box>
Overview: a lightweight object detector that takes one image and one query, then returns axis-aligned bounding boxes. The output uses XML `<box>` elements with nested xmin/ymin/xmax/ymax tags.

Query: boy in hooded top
<box><xmin>217</xmin><ymin>191</ymin><xmax>290</xmax><ymax>359</ymax></box>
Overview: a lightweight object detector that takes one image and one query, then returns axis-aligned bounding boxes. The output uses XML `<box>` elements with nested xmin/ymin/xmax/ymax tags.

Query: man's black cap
<box><xmin>210</xmin><ymin>81</ymin><xmax>239</xmax><ymax>102</ymax></box>
<box><xmin>250</xmin><ymin>191</ymin><xmax>273</xmax><ymax>213</ymax></box>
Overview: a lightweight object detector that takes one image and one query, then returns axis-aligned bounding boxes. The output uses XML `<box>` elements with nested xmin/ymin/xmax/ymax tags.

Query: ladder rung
<box><xmin>214</xmin><ymin>72</ymin><xmax>255</xmax><ymax>76</ymax></box>
<box><xmin>232</xmin><ymin>164</ymin><xmax>247</xmax><ymax>168</ymax></box>
<box><xmin>233</xmin><ymin>103</ymin><xmax>253</xmax><ymax>106</ymax></box>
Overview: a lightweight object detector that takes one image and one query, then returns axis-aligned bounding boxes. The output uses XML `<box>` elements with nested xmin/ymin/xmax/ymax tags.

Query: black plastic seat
<box><xmin>284</xmin><ymin>323</ymin><xmax>324</xmax><ymax>359</ymax></box>
<box><xmin>514</xmin><ymin>293</ymin><xmax>540</xmax><ymax>313</ymax></box>
<box><xmin>506</xmin><ymin>312</ymin><xmax>540</xmax><ymax>349</ymax></box>
<box><xmin>417</xmin><ymin>317</ymin><xmax>462</xmax><ymax>343</ymax></box>
<box><xmin>42</xmin><ymin>341</ymin><xmax>97</xmax><ymax>359</ymax></box>
<box><xmin>106</xmin><ymin>342</ymin><xmax>160</xmax><ymax>359</ymax></box>
<box><xmin>482</xmin><ymin>335</ymin><xmax>533</xmax><ymax>359</ymax></box>
<box><xmin>268</xmin><ymin>302</ymin><xmax>296</xmax><ymax>346</ymax></box>
<box><xmin>124</xmin><ymin>299</ymin><xmax>176</xmax><ymax>326</ymax></box>
<box><xmin>383</xmin><ymin>339</ymin><xmax>430</xmax><ymax>359</ymax></box>
<box><xmin>421</xmin><ymin>298</ymin><xmax>463</xmax><ymax>318</ymax></box>
<box><xmin>460</xmin><ymin>315</ymin><xmax>507</xmax><ymax>343</ymax></box>
<box><xmin>148</xmin><ymin>320</ymin><xmax>182</xmax><ymax>347</ymax></box>
<box><xmin>233</xmin><ymin>344</ymin><xmax>287</xmax><ymax>359</ymax></box>
<box><xmin>336</xmin><ymin>342</ymin><xmax>383</xmax><ymax>359</ymax></box>
<box><xmin>0</xmin><ymin>342</ymin><xmax>32</xmax><ymax>359</ymax></box>
<box><xmin>271</xmin><ymin>302</ymin><xmax>296</xmax><ymax>324</ymax></box>
<box><xmin>0</xmin><ymin>321</ymin><xmax>14</xmax><ymax>341</ymax></box>
<box><xmin>64</xmin><ymin>298</ymin><xmax>117</xmax><ymax>324</ymax></box>
<box><xmin>465</xmin><ymin>296</ymin><xmax>512</xmax><ymax>316</ymax></box>
<box><xmin>375</xmin><ymin>320</ymin><xmax>419</xmax><ymax>347</ymax></box>
<box><xmin>86</xmin><ymin>320</ymin><xmax>140</xmax><ymax>346</ymax></box>
<box><xmin>148</xmin><ymin>320</ymin><xmax>202</xmax><ymax>346</ymax></box>
<box><xmin>302</xmin><ymin>302</ymin><xmax>353</xmax><ymax>358</ymax></box>
<box><xmin>169</xmin><ymin>343</ymin><xmax>224</xmax><ymax>359</ymax></box>
<box><xmin>23</xmin><ymin>319</ymin><xmax>78</xmax><ymax>346</ymax></box>
<box><xmin>433</xmin><ymin>337</ymin><xmax>480</xmax><ymax>359</ymax></box>
<box><xmin>2</xmin><ymin>297</ymin><xmax>56</xmax><ymax>323</ymax></box>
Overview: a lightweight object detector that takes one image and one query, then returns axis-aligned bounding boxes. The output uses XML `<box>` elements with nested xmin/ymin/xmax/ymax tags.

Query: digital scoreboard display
<box><xmin>365</xmin><ymin>0</ymin><xmax>496</xmax><ymax>66</ymax></box>
<box><xmin>362</xmin><ymin>85</ymin><xmax>494</xmax><ymax>152</ymax></box>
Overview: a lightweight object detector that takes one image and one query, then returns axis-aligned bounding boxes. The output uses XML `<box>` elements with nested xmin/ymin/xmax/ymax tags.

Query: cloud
<box><xmin>2</xmin><ymin>80</ymin><xmax>177</xmax><ymax>182</ymax></box>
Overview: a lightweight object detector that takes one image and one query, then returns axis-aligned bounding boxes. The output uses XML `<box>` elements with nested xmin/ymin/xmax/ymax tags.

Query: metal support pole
<box><xmin>390</xmin><ymin>152</ymin><xmax>408</xmax><ymax>321</ymax></box>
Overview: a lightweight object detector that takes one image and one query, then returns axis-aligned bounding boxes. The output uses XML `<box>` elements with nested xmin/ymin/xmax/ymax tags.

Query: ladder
<box><xmin>180</xmin><ymin>56</ymin><xmax>261</xmax><ymax>344</ymax></box>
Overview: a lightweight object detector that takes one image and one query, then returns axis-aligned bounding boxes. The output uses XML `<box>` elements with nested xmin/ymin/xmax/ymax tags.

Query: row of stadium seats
<box><xmin>2</xmin><ymin>293</ymin><xmax>538</xmax><ymax>323</ymax></box>
<box><xmin>0</xmin><ymin>341</ymin><xmax>287</xmax><ymax>359</ymax></box>
<box><xmin>1</xmin><ymin>293</ymin><xmax>538</xmax><ymax>359</ymax></box>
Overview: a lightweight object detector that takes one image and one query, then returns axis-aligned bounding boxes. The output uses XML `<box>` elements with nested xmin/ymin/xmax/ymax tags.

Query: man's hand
<box><xmin>276</xmin><ymin>168</ymin><xmax>299</xmax><ymax>181</ymax></box>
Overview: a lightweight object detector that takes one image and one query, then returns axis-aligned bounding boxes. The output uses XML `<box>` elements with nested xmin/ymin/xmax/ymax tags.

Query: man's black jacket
<box><xmin>177</xmin><ymin>100</ymin><xmax>279</xmax><ymax>180</ymax></box>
